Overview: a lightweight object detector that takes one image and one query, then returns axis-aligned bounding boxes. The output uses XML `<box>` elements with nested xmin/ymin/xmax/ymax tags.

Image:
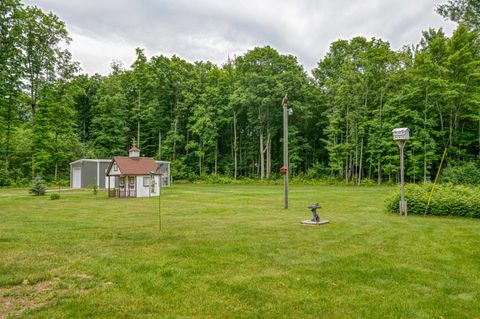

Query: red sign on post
<box><xmin>280</xmin><ymin>166</ymin><xmax>287</xmax><ymax>175</ymax></box>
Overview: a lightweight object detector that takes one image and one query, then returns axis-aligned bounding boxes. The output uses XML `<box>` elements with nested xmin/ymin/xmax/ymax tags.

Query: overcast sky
<box><xmin>24</xmin><ymin>0</ymin><xmax>456</xmax><ymax>75</ymax></box>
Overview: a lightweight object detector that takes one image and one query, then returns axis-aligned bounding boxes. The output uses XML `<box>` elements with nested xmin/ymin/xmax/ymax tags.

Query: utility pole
<box><xmin>158</xmin><ymin>131</ymin><xmax>162</xmax><ymax>159</ymax></box>
<box><xmin>137</xmin><ymin>121</ymin><xmax>141</xmax><ymax>150</ymax></box>
<box><xmin>4</xmin><ymin>95</ymin><xmax>11</xmax><ymax>171</ymax></box>
<box><xmin>282</xmin><ymin>94</ymin><xmax>289</xmax><ymax>209</ymax></box>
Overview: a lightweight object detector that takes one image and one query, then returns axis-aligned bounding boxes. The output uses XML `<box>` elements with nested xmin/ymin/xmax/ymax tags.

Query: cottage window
<box><xmin>143</xmin><ymin>177</ymin><xmax>150</xmax><ymax>187</ymax></box>
<box><xmin>113</xmin><ymin>164</ymin><xmax>118</xmax><ymax>172</ymax></box>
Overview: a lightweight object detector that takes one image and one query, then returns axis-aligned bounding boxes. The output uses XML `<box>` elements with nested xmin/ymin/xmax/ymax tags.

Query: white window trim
<box><xmin>143</xmin><ymin>176</ymin><xmax>150</xmax><ymax>187</ymax></box>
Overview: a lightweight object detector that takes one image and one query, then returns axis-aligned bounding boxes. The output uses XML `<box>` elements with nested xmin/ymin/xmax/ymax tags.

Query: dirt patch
<box><xmin>0</xmin><ymin>273</ymin><xmax>100</xmax><ymax>318</ymax></box>
<box><xmin>0</xmin><ymin>277</ymin><xmax>59</xmax><ymax>318</ymax></box>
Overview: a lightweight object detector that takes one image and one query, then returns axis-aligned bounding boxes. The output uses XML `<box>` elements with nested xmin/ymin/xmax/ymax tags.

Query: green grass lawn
<box><xmin>0</xmin><ymin>184</ymin><xmax>479</xmax><ymax>318</ymax></box>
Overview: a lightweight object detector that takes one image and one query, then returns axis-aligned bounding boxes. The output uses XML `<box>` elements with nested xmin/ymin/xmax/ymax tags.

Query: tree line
<box><xmin>0</xmin><ymin>0</ymin><xmax>479</xmax><ymax>185</ymax></box>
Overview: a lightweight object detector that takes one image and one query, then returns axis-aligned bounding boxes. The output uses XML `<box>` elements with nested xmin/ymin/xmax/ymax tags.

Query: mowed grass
<box><xmin>0</xmin><ymin>184</ymin><xmax>479</xmax><ymax>318</ymax></box>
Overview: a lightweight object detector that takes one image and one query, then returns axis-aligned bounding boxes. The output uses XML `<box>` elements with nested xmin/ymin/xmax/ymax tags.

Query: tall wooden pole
<box><xmin>234</xmin><ymin>111</ymin><xmax>238</xmax><ymax>179</ymax></box>
<box><xmin>158</xmin><ymin>175</ymin><xmax>162</xmax><ymax>232</ymax></box>
<box><xmin>283</xmin><ymin>95</ymin><xmax>289</xmax><ymax>209</ymax></box>
<box><xmin>399</xmin><ymin>140</ymin><xmax>406</xmax><ymax>215</ymax></box>
<box><xmin>137</xmin><ymin>121</ymin><xmax>141</xmax><ymax>150</ymax></box>
<box><xmin>158</xmin><ymin>131</ymin><xmax>162</xmax><ymax>159</ymax></box>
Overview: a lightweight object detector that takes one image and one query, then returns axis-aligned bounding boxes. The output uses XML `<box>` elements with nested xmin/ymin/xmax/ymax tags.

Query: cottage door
<box><xmin>128</xmin><ymin>176</ymin><xmax>136</xmax><ymax>197</ymax></box>
<box><xmin>119</xmin><ymin>176</ymin><xmax>126</xmax><ymax>197</ymax></box>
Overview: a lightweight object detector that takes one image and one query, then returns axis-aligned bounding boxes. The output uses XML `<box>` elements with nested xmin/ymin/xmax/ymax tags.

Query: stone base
<box><xmin>300</xmin><ymin>220</ymin><xmax>329</xmax><ymax>226</ymax></box>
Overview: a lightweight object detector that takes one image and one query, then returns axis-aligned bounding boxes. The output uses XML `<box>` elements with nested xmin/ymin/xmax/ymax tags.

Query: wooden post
<box><xmin>158</xmin><ymin>174</ymin><xmax>162</xmax><ymax>232</ymax></box>
<box><xmin>399</xmin><ymin>140</ymin><xmax>407</xmax><ymax>215</ymax></box>
<box><xmin>158</xmin><ymin>131</ymin><xmax>162</xmax><ymax>159</ymax></box>
<box><xmin>282</xmin><ymin>95</ymin><xmax>289</xmax><ymax>209</ymax></box>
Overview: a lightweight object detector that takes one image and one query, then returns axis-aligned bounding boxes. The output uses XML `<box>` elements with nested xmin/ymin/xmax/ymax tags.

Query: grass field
<box><xmin>1</xmin><ymin>184</ymin><xmax>479</xmax><ymax>318</ymax></box>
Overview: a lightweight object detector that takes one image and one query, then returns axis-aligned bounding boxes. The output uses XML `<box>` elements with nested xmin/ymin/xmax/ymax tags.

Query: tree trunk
<box><xmin>214</xmin><ymin>144</ymin><xmax>218</xmax><ymax>175</ymax></box>
<box><xmin>158</xmin><ymin>132</ymin><xmax>162</xmax><ymax>159</ymax></box>
<box><xmin>266</xmin><ymin>127</ymin><xmax>271</xmax><ymax>178</ymax></box>
<box><xmin>137</xmin><ymin>121</ymin><xmax>141</xmax><ymax>149</ymax></box>
<box><xmin>378</xmin><ymin>90</ymin><xmax>384</xmax><ymax>185</ymax></box>
<box><xmin>357</xmin><ymin>138</ymin><xmax>363</xmax><ymax>186</ymax></box>
<box><xmin>4</xmin><ymin>96</ymin><xmax>12</xmax><ymax>171</ymax></box>
<box><xmin>449</xmin><ymin>109</ymin><xmax>453</xmax><ymax>147</ymax></box>
<box><xmin>377</xmin><ymin>159</ymin><xmax>382</xmax><ymax>185</ymax></box>
<box><xmin>354</xmin><ymin>126</ymin><xmax>358</xmax><ymax>184</ymax></box>
<box><xmin>345</xmin><ymin>157</ymin><xmax>349</xmax><ymax>183</ymax></box>
<box><xmin>424</xmin><ymin>88</ymin><xmax>428</xmax><ymax>183</ymax></box>
<box><xmin>172</xmin><ymin>118</ymin><xmax>177</xmax><ymax>160</ymax></box>
<box><xmin>259</xmin><ymin>127</ymin><xmax>265</xmax><ymax>180</ymax></box>
<box><xmin>233</xmin><ymin>111</ymin><xmax>237</xmax><ymax>179</ymax></box>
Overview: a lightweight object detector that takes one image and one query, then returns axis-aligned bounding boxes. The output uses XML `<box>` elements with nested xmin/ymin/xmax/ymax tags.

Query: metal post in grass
<box><xmin>158</xmin><ymin>172</ymin><xmax>164</xmax><ymax>232</ymax></box>
<box><xmin>281</xmin><ymin>94</ymin><xmax>292</xmax><ymax>209</ymax></box>
<box><xmin>392</xmin><ymin>128</ymin><xmax>410</xmax><ymax>216</ymax></box>
<box><xmin>149</xmin><ymin>171</ymin><xmax>161</xmax><ymax>232</ymax></box>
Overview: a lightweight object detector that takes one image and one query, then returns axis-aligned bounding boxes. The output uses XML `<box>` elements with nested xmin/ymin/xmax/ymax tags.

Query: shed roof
<box><xmin>107</xmin><ymin>156</ymin><xmax>158</xmax><ymax>176</ymax></box>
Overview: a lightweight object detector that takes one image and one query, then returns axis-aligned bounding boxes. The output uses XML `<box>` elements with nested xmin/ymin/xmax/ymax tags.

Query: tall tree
<box><xmin>438</xmin><ymin>0</ymin><xmax>480</xmax><ymax>30</ymax></box>
<box><xmin>17</xmin><ymin>5</ymin><xmax>72</xmax><ymax>120</ymax></box>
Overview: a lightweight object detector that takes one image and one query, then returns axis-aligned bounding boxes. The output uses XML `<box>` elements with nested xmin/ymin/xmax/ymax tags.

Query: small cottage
<box><xmin>70</xmin><ymin>158</ymin><xmax>171</xmax><ymax>190</ymax></box>
<box><xmin>106</xmin><ymin>147</ymin><xmax>163</xmax><ymax>198</ymax></box>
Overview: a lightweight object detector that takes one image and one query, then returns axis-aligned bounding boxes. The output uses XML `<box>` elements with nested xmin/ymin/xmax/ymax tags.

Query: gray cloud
<box><xmin>24</xmin><ymin>0</ymin><xmax>456</xmax><ymax>75</ymax></box>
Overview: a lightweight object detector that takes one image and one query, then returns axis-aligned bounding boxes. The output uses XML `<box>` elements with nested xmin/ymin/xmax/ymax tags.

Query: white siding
<box><xmin>108</xmin><ymin>163</ymin><xmax>122</xmax><ymax>176</ymax></box>
<box><xmin>135</xmin><ymin>175</ymin><xmax>160</xmax><ymax>197</ymax></box>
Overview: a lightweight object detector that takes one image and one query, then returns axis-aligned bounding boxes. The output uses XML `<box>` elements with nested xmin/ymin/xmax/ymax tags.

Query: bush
<box><xmin>29</xmin><ymin>177</ymin><xmax>47</xmax><ymax>196</ymax></box>
<box><xmin>441</xmin><ymin>162</ymin><xmax>480</xmax><ymax>185</ymax></box>
<box><xmin>50</xmin><ymin>193</ymin><xmax>60</xmax><ymax>200</ymax></box>
<box><xmin>0</xmin><ymin>168</ymin><xmax>13</xmax><ymax>186</ymax></box>
<box><xmin>87</xmin><ymin>184</ymin><xmax>98</xmax><ymax>195</ymax></box>
<box><xmin>386</xmin><ymin>184</ymin><xmax>480</xmax><ymax>218</ymax></box>
<box><xmin>305</xmin><ymin>163</ymin><xmax>331</xmax><ymax>179</ymax></box>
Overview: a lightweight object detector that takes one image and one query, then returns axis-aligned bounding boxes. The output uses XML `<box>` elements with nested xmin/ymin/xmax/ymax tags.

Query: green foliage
<box><xmin>29</xmin><ymin>176</ymin><xmax>46</xmax><ymax>196</ymax></box>
<box><xmin>1</xmin><ymin>1</ymin><xmax>479</xmax><ymax>186</ymax></box>
<box><xmin>50</xmin><ymin>192</ymin><xmax>60</xmax><ymax>200</ymax></box>
<box><xmin>87</xmin><ymin>184</ymin><xmax>98</xmax><ymax>195</ymax></box>
<box><xmin>441</xmin><ymin>161</ymin><xmax>480</xmax><ymax>184</ymax></box>
<box><xmin>386</xmin><ymin>183</ymin><xmax>480</xmax><ymax>218</ymax></box>
<box><xmin>437</xmin><ymin>0</ymin><xmax>480</xmax><ymax>31</ymax></box>
<box><xmin>304</xmin><ymin>162</ymin><xmax>331</xmax><ymax>179</ymax></box>
<box><xmin>0</xmin><ymin>169</ymin><xmax>13</xmax><ymax>186</ymax></box>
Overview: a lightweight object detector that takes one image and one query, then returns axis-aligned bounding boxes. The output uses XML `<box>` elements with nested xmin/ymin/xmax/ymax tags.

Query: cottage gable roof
<box><xmin>107</xmin><ymin>156</ymin><xmax>158</xmax><ymax>176</ymax></box>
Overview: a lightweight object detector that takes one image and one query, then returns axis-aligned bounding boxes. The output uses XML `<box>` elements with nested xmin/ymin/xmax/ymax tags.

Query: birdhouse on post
<box><xmin>392</xmin><ymin>127</ymin><xmax>410</xmax><ymax>216</ymax></box>
<box><xmin>392</xmin><ymin>128</ymin><xmax>410</xmax><ymax>141</ymax></box>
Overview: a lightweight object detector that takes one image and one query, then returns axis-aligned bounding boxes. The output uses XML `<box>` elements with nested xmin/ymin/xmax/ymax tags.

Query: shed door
<box><xmin>72</xmin><ymin>167</ymin><xmax>81</xmax><ymax>188</ymax></box>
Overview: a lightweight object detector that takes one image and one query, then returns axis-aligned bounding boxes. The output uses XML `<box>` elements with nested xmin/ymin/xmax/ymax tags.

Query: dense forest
<box><xmin>0</xmin><ymin>0</ymin><xmax>479</xmax><ymax>185</ymax></box>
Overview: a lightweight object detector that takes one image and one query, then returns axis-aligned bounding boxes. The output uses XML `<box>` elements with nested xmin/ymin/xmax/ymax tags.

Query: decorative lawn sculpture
<box><xmin>300</xmin><ymin>203</ymin><xmax>329</xmax><ymax>226</ymax></box>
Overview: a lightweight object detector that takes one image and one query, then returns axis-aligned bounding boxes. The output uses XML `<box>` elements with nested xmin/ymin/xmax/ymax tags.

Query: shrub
<box><xmin>0</xmin><ymin>168</ymin><xmax>13</xmax><ymax>186</ymax></box>
<box><xmin>50</xmin><ymin>193</ymin><xmax>60</xmax><ymax>200</ymax></box>
<box><xmin>386</xmin><ymin>183</ymin><xmax>480</xmax><ymax>218</ymax></box>
<box><xmin>441</xmin><ymin>162</ymin><xmax>480</xmax><ymax>185</ymax></box>
<box><xmin>29</xmin><ymin>177</ymin><xmax>46</xmax><ymax>196</ymax></box>
<box><xmin>87</xmin><ymin>184</ymin><xmax>98</xmax><ymax>195</ymax></box>
<box><xmin>305</xmin><ymin>163</ymin><xmax>331</xmax><ymax>179</ymax></box>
